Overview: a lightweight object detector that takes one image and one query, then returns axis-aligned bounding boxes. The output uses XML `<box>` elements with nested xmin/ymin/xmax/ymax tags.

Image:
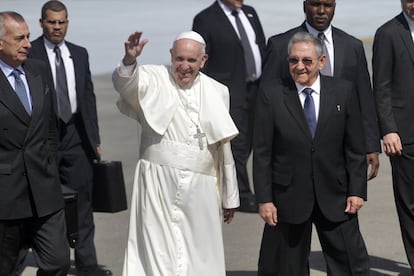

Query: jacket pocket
<box><xmin>392</xmin><ymin>99</ymin><xmax>404</xmax><ymax>108</ymax></box>
<box><xmin>272</xmin><ymin>165</ymin><xmax>293</xmax><ymax>187</ymax></box>
<box><xmin>337</xmin><ymin>170</ymin><xmax>348</xmax><ymax>188</ymax></box>
<box><xmin>0</xmin><ymin>164</ymin><xmax>12</xmax><ymax>175</ymax></box>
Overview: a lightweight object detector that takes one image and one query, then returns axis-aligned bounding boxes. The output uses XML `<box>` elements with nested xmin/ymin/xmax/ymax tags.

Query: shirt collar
<box><xmin>403</xmin><ymin>12</ymin><xmax>414</xmax><ymax>33</ymax></box>
<box><xmin>305</xmin><ymin>21</ymin><xmax>333</xmax><ymax>44</ymax></box>
<box><xmin>42</xmin><ymin>36</ymin><xmax>66</xmax><ymax>51</ymax></box>
<box><xmin>295</xmin><ymin>74</ymin><xmax>322</xmax><ymax>96</ymax></box>
<box><xmin>0</xmin><ymin>59</ymin><xmax>24</xmax><ymax>77</ymax></box>
<box><xmin>217</xmin><ymin>0</ymin><xmax>241</xmax><ymax>15</ymax></box>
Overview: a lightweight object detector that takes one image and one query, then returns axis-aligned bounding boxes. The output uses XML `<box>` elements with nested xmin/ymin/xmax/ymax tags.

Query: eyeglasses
<box><xmin>287</xmin><ymin>57</ymin><xmax>314</xmax><ymax>66</ymax></box>
<box><xmin>45</xmin><ymin>20</ymin><xmax>68</xmax><ymax>26</ymax></box>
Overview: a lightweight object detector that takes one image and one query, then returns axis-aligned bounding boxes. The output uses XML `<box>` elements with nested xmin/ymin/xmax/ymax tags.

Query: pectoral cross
<box><xmin>194</xmin><ymin>126</ymin><xmax>206</xmax><ymax>150</ymax></box>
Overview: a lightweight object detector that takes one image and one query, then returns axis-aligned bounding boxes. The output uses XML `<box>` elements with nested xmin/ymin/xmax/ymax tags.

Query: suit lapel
<box><xmin>331</xmin><ymin>29</ymin><xmax>346</xmax><ymax>77</ymax></box>
<box><xmin>66</xmin><ymin>43</ymin><xmax>82</xmax><ymax>106</ymax></box>
<box><xmin>0</xmin><ymin>69</ymin><xmax>31</xmax><ymax>125</ymax></box>
<box><xmin>213</xmin><ymin>3</ymin><xmax>241</xmax><ymax>45</ymax></box>
<box><xmin>315</xmin><ymin>77</ymin><xmax>335</xmax><ymax>139</ymax></box>
<box><xmin>283</xmin><ymin>77</ymin><xmax>335</xmax><ymax>140</ymax></box>
<box><xmin>397</xmin><ymin>14</ymin><xmax>414</xmax><ymax>66</ymax></box>
<box><xmin>283</xmin><ymin>84</ymin><xmax>312</xmax><ymax>139</ymax></box>
<box><xmin>36</xmin><ymin>38</ymin><xmax>50</xmax><ymax>64</ymax></box>
<box><xmin>24</xmin><ymin>63</ymin><xmax>45</xmax><ymax>126</ymax></box>
<box><xmin>242</xmin><ymin>7</ymin><xmax>260</xmax><ymax>45</ymax></box>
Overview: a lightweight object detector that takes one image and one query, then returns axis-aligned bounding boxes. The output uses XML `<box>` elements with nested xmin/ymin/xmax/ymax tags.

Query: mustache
<box><xmin>314</xmin><ymin>15</ymin><xmax>329</xmax><ymax>20</ymax></box>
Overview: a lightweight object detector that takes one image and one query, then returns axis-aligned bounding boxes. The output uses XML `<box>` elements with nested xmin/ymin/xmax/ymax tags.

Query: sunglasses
<box><xmin>287</xmin><ymin>57</ymin><xmax>314</xmax><ymax>66</ymax></box>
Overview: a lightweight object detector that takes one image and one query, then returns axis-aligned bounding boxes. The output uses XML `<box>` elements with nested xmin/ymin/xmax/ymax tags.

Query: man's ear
<box><xmin>170</xmin><ymin>48</ymin><xmax>174</xmax><ymax>63</ymax></box>
<box><xmin>200</xmin><ymin>53</ymin><xmax>208</xmax><ymax>69</ymax></box>
<box><xmin>318</xmin><ymin>55</ymin><xmax>326</xmax><ymax>71</ymax></box>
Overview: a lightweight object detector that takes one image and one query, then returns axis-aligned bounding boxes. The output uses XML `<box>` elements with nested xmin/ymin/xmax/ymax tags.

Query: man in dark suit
<box><xmin>28</xmin><ymin>1</ymin><xmax>109</xmax><ymax>275</ymax></box>
<box><xmin>254</xmin><ymin>32</ymin><xmax>369</xmax><ymax>275</ymax></box>
<box><xmin>262</xmin><ymin>0</ymin><xmax>381</xmax><ymax>180</ymax></box>
<box><xmin>372</xmin><ymin>0</ymin><xmax>414</xmax><ymax>272</ymax></box>
<box><xmin>192</xmin><ymin>0</ymin><xmax>266</xmax><ymax>212</ymax></box>
<box><xmin>0</xmin><ymin>11</ymin><xmax>70</xmax><ymax>275</ymax></box>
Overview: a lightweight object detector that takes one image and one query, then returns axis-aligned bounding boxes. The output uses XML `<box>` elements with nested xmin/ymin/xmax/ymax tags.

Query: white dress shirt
<box><xmin>0</xmin><ymin>60</ymin><xmax>33</xmax><ymax>112</ymax></box>
<box><xmin>295</xmin><ymin>75</ymin><xmax>322</xmax><ymax>121</ymax></box>
<box><xmin>403</xmin><ymin>12</ymin><xmax>414</xmax><ymax>42</ymax></box>
<box><xmin>217</xmin><ymin>0</ymin><xmax>262</xmax><ymax>78</ymax></box>
<box><xmin>43</xmin><ymin>38</ymin><xmax>78</xmax><ymax>113</ymax></box>
<box><xmin>306</xmin><ymin>22</ymin><xmax>334</xmax><ymax>75</ymax></box>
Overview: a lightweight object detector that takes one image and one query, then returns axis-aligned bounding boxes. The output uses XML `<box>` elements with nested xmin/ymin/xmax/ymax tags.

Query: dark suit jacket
<box><xmin>262</xmin><ymin>22</ymin><xmax>380</xmax><ymax>153</ymax></box>
<box><xmin>192</xmin><ymin>2</ymin><xmax>266</xmax><ymax>109</ymax></box>
<box><xmin>253</xmin><ymin>76</ymin><xmax>367</xmax><ymax>224</ymax></box>
<box><xmin>373</xmin><ymin>13</ymin><xmax>414</xmax><ymax>145</ymax></box>
<box><xmin>0</xmin><ymin>58</ymin><xmax>63</xmax><ymax>220</ymax></box>
<box><xmin>29</xmin><ymin>37</ymin><xmax>100</xmax><ymax>159</ymax></box>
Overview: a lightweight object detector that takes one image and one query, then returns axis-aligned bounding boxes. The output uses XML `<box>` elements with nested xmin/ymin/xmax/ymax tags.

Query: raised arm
<box><xmin>122</xmin><ymin>31</ymin><xmax>149</xmax><ymax>66</ymax></box>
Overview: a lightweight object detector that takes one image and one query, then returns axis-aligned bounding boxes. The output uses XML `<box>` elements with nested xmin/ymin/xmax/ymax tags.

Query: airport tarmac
<box><xmin>19</xmin><ymin>43</ymin><xmax>414</xmax><ymax>276</ymax></box>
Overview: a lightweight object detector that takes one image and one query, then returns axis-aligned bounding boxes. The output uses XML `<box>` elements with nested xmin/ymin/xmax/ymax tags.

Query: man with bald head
<box><xmin>112</xmin><ymin>31</ymin><xmax>240</xmax><ymax>276</ymax></box>
<box><xmin>0</xmin><ymin>11</ymin><xmax>69</xmax><ymax>275</ymax></box>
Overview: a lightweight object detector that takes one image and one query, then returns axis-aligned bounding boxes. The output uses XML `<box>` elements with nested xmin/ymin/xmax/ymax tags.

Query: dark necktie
<box><xmin>11</xmin><ymin>69</ymin><xmax>31</xmax><ymax>115</ymax></box>
<box><xmin>54</xmin><ymin>45</ymin><xmax>72</xmax><ymax>123</ymax></box>
<box><xmin>318</xmin><ymin>32</ymin><xmax>332</xmax><ymax>76</ymax></box>
<box><xmin>303</xmin><ymin>88</ymin><xmax>317</xmax><ymax>137</ymax></box>
<box><xmin>232</xmin><ymin>10</ymin><xmax>257</xmax><ymax>81</ymax></box>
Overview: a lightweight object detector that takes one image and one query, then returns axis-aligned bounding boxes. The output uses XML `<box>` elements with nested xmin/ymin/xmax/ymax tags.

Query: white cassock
<box><xmin>112</xmin><ymin>63</ymin><xmax>240</xmax><ymax>276</ymax></box>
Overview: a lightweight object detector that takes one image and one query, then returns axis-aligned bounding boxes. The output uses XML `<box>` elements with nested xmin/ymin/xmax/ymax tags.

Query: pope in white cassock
<box><xmin>112</xmin><ymin>30</ymin><xmax>240</xmax><ymax>276</ymax></box>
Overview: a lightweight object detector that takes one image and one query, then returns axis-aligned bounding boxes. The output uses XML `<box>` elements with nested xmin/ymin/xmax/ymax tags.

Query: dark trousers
<box><xmin>230</xmin><ymin>81</ymin><xmax>258</xmax><ymax>197</ymax></box>
<box><xmin>258</xmin><ymin>205</ymin><xmax>369</xmax><ymax>276</ymax></box>
<box><xmin>58</xmin><ymin>116</ymin><xmax>97</xmax><ymax>269</ymax></box>
<box><xmin>0</xmin><ymin>209</ymin><xmax>70</xmax><ymax>276</ymax></box>
<box><xmin>390</xmin><ymin>152</ymin><xmax>414</xmax><ymax>272</ymax></box>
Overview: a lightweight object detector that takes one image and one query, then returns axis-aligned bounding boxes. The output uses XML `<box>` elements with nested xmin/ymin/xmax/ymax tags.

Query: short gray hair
<box><xmin>0</xmin><ymin>11</ymin><xmax>26</xmax><ymax>38</ymax></box>
<box><xmin>287</xmin><ymin>31</ymin><xmax>323</xmax><ymax>58</ymax></box>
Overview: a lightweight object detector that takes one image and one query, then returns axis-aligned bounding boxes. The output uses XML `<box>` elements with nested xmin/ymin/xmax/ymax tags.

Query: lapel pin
<box><xmin>247</xmin><ymin>13</ymin><xmax>253</xmax><ymax>18</ymax></box>
<box><xmin>337</xmin><ymin>105</ymin><xmax>341</xmax><ymax>112</ymax></box>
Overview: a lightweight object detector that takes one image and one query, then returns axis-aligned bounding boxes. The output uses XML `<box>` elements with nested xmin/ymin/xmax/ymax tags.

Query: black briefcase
<box><xmin>92</xmin><ymin>160</ymin><xmax>127</xmax><ymax>213</ymax></box>
<box><xmin>61</xmin><ymin>185</ymin><xmax>78</xmax><ymax>248</ymax></box>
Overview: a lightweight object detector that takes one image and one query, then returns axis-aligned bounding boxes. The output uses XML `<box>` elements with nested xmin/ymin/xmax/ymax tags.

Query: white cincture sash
<box><xmin>140</xmin><ymin>135</ymin><xmax>217</xmax><ymax>177</ymax></box>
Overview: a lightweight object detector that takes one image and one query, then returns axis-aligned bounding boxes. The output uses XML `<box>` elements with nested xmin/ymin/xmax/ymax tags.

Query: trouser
<box><xmin>230</xmin><ymin>80</ymin><xmax>258</xmax><ymax>197</ymax></box>
<box><xmin>390</xmin><ymin>152</ymin><xmax>414</xmax><ymax>272</ymax></box>
<box><xmin>0</xmin><ymin>209</ymin><xmax>70</xmax><ymax>276</ymax></box>
<box><xmin>58</xmin><ymin>116</ymin><xmax>97</xmax><ymax>269</ymax></box>
<box><xmin>258</xmin><ymin>205</ymin><xmax>369</xmax><ymax>275</ymax></box>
